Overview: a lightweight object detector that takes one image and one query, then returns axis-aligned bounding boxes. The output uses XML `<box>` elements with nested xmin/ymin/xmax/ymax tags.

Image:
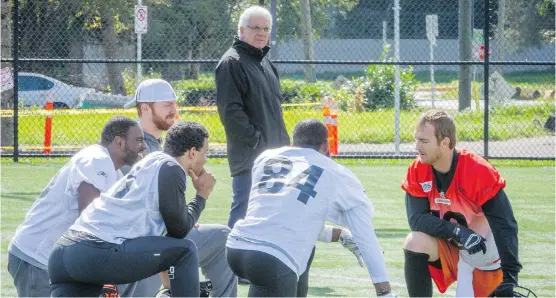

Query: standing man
<box><xmin>120</xmin><ymin>79</ymin><xmax>237</xmax><ymax>297</ymax></box>
<box><xmin>227</xmin><ymin>119</ymin><xmax>395</xmax><ymax>297</ymax></box>
<box><xmin>216</xmin><ymin>5</ymin><xmax>290</xmax><ymax>229</ymax></box>
<box><xmin>401</xmin><ymin>109</ymin><xmax>521</xmax><ymax>297</ymax></box>
<box><xmin>7</xmin><ymin>116</ymin><xmax>145</xmax><ymax>297</ymax></box>
<box><xmin>48</xmin><ymin>121</ymin><xmax>216</xmax><ymax>297</ymax></box>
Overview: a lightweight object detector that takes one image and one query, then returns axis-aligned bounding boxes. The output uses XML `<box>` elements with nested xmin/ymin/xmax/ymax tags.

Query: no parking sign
<box><xmin>135</xmin><ymin>5</ymin><xmax>148</xmax><ymax>34</ymax></box>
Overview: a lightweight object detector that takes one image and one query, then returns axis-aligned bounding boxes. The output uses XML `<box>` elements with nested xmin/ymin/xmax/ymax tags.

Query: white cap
<box><xmin>124</xmin><ymin>79</ymin><xmax>176</xmax><ymax>108</ymax></box>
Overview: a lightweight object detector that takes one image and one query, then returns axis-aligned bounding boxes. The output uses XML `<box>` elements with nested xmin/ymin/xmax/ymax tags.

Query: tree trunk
<box><xmin>1</xmin><ymin>0</ymin><xmax>14</xmax><ymax>149</ymax></box>
<box><xmin>300</xmin><ymin>0</ymin><xmax>315</xmax><ymax>83</ymax></box>
<box><xmin>162</xmin><ymin>40</ymin><xmax>184</xmax><ymax>81</ymax></box>
<box><xmin>69</xmin><ymin>40</ymin><xmax>84</xmax><ymax>86</ymax></box>
<box><xmin>101</xmin><ymin>4</ymin><xmax>126</xmax><ymax>95</ymax></box>
<box><xmin>189</xmin><ymin>38</ymin><xmax>200</xmax><ymax>80</ymax></box>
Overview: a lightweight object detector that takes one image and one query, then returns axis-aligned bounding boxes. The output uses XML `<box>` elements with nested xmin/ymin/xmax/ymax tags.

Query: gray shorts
<box><xmin>7</xmin><ymin>252</ymin><xmax>51</xmax><ymax>297</ymax></box>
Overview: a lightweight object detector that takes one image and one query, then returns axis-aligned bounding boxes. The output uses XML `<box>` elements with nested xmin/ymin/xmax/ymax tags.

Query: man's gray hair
<box><xmin>237</xmin><ymin>6</ymin><xmax>272</xmax><ymax>36</ymax></box>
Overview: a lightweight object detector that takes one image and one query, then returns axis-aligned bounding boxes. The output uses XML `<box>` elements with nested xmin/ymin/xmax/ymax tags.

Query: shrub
<box><xmin>329</xmin><ymin>45</ymin><xmax>417</xmax><ymax>112</ymax></box>
<box><xmin>364</xmin><ymin>44</ymin><xmax>417</xmax><ymax>110</ymax></box>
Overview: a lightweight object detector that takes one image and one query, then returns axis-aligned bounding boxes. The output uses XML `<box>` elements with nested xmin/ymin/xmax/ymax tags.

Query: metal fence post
<box><xmin>483</xmin><ymin>0</ymin><xmax>490</xmax><ymax>160</ymax></box>
<box><xmin>12</xmin><ymin>0</ymin><xmax>19</xmax><ymax>162</ymax></box>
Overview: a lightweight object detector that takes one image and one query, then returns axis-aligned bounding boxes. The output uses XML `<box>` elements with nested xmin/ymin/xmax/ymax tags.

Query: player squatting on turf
<box><xmin>402</xmin><ymin>109</ymin><xmax>522</xmax><ymax>297</ymax></box>
<box><xmin>47</xmin><ymin>121</ymin><xmax>216</xmax><ymax>296</ymax></box>
<box><xmin>227</xmin><ymin>119</ymin><xmax>397</xmax><ymax>297</ymax></box>
<box><xmin>117</xmin><ymin>78</ymin><xmax>237</xmax><ymax>297</ymax></box>
<box><xmin>8</xmin><ymin>116</ymin><xmax>145</xmax><ymax>297</ymax></box>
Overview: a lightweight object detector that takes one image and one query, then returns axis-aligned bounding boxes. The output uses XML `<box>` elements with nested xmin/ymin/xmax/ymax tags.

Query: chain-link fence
<box><xmin>1</xmin><ymin>0</ymin><xmax>554</xmax><ymax>160</ymax></box>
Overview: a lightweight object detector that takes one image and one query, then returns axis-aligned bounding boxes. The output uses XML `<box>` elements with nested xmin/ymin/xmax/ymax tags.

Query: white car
<box><xmin>18</xmin><ymin>72</ymin><xmax>95</xmax><ymax>108</ymax></box>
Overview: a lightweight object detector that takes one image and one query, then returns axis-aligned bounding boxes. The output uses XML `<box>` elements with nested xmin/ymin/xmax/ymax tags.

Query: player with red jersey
<box><xmin>401</xmin><ymin>110</ymin><xmax>521</xmax><ymax>297</ymax></box>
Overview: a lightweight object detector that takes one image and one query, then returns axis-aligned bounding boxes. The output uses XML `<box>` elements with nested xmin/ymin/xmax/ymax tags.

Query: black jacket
<box><xmin>216</xmin><ymin>38</ymin><xmax>290</xmax><ymax>176</ymax></box>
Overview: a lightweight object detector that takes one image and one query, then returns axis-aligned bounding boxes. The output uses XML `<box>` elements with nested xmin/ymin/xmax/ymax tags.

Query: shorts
<box><xmin>429</xmin><ymin>239</ymin><xmax>502</xmax><ymax>297</ymax></box>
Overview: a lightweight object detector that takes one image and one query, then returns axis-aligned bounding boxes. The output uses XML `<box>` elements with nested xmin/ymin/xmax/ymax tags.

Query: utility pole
<box><xmin>458</xmin><ymin>0</ymin><xmax>473</xmax><ymax>111</ymax></box>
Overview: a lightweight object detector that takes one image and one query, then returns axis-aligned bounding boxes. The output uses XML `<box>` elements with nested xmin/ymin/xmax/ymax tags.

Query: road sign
<box><xmin>135</xmin><ymin>5</ymin><xmax>148</xmax><ymax>34</ymax></box>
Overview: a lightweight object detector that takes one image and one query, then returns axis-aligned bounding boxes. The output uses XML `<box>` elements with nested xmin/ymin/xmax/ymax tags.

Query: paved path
<box><xmin>335</xmin><ymin>136</ymin><xmax>555</xmax><ymax>158</ymax></box>
<box><xmin>209</xmin><ymin>136</ymin><xmax>554</xmax><ymax>158</ymax></box>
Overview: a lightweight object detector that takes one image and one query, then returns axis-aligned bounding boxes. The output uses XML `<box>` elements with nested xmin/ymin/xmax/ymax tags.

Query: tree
<box><xmin>99</xmin><ymin>1</ymin><xmax>127</xmax><ymax>95</ymax></box>
<box><xmin>15</xmin><ymin>0</ymin><xmax>131</xmax><ymax>94</ymax></box>
<box><xmin>275</xmin><ymin>0</ymin><xmax>358</xmax><ymax>41</ymax></box>
<box><xmin>143</xmin><ymin>0</ymin><xmax>239</xmax><ymax>80</ymax></box>
<box><xmin>495</xmin><ymin>0</ymin><xmax>555</xmax><ymax>51</ymax></box>
<box><xmin>76</xmin><ymin>0</ymin><xmax>133</xmax><ymax>95</ymax></box>
<box><xmin>1</xmin><ymin>0</ymin><xmax>14</xmax><ymax>150</ymax></box>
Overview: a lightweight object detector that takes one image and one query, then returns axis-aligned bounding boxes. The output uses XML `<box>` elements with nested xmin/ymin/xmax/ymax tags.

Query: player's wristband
<box><xmin>317</xmin><ymin>225</ymin><xmax>333</xmax><ymax>242</ymax></box>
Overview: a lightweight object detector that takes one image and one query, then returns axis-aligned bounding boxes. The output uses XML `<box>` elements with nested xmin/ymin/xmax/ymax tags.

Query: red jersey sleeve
<box><xmin>460</xmin><ymin>150</ymin><xmax>506</xmax><ymax>206</ymax></box>
<box><xmin>401</xmin><ymin>159</ymin><xmax>428</xmax><ymax>198</ymax></box>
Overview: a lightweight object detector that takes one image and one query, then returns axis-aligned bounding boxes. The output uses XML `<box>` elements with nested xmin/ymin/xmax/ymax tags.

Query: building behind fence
<box><xmin>0</xmin><ymin>0</ymin><xmax>554</xmax><ymax>160</ymax></box>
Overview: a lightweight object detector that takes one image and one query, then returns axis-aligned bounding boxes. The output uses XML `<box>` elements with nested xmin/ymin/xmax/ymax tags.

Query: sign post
<box><xmin>0</xmin><ymin>67</ymin><xmax>14</xmax><ymax>92</ymax></box>
<box><xmin>135</xmin><ymin>3</ymin><xmax>148</xmax><ymax>87</ymax></box>
<box><xmin>426</xmin><ymin>15</ymin><xmax>438</xmax><ymax>108</ymax></box>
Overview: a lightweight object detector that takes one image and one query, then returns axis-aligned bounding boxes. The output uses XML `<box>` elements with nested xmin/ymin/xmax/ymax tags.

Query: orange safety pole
<box><xmin>329</xmin><ymin>113</ymin><xmax>338</xmax><ymax>156</ymax></box>
<box><xmin>43</xmin><ymin>101</ymin><xmax>53</xmax><ymax>154</ymax></box>
<box><xmin>322</xmin><ymin>104</ymin><xmax>338</xmax><ymax>156</ymax></box>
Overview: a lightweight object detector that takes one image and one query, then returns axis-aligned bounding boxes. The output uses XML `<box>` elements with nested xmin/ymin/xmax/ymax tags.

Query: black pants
<box><xmin>48</xmin><ymin>230</ymin><xmax>199</xmax><ymax>297</ymax></box>
<box><xmin>227</xmin><ymin>246</ymin><xmax>316</xmax><ymax>297</ymax></box>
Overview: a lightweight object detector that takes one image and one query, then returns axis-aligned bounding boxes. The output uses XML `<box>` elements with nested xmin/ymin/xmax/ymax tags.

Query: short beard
<box><xmin>424</xmin><ymin>149</ymin><xmax>442</xmax><ymax>165</ymax></box>
<box><xmin>152</xmin><ymin>108</ymin><xmax>174</xmax><ymax>131</ymax></box>
<box><xmin>123</xmin><ymin>143</ymin><xmax>140</xmax><ymax>166</ymax></box>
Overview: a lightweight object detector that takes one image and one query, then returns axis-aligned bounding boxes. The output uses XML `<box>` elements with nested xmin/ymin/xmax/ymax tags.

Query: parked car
<box><xmin>18</xmin><ymin>72</ymin><xmax>95</xmax><ymax>109</ymax></box>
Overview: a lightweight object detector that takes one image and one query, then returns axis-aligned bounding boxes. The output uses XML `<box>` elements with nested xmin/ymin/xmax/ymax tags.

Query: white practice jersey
<box><xmin>9</xmin><ymin>145</ymin><xmax>121</xmax><ymax>266</ymax></box>
<box><xmin>70</xmin><ymin>151</ymin><xmax>182</xmax><ymax>244</ymax></box>
<box><xmin>229</xmin><ymin>147</ymin><xmax>389</xmax><ymax>282</ymax></box>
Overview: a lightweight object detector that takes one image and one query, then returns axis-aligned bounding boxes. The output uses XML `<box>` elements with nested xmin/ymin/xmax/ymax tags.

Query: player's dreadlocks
<box><xmin>164</xmin><ymin>121</ymin><xmax>209</xmax><ymax>157</ymax></box>
<box><xmin>292</xmin><ymin>118</ymin><xmax>328</xmax><ymax>152</ymax></box>
<box><xmin>100</xmin><ymin>116</ymin><xmax>139</xmax><ymax>146</ymax></box>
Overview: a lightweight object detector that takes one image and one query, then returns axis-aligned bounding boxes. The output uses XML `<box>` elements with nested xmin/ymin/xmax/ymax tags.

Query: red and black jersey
<box><xmin>402</xmin><ymin>149</ymin><xmax>506</xmax><ymax>237</ymax></box>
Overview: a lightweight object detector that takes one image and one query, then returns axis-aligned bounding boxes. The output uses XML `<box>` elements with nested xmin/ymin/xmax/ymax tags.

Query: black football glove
<box><xmin>490</xmin><ymin>272</ymin><xmax>518</xmax><ymax>297</ymax></box>
<box><xmin>491</xmin><ymin>282</ymin><xmax>515</xmax><ymax>297</ymax></box>
<box><xmin>451</xmin><ymin>225</ymin><xmax>487</xmax><ymax>255</ymax></box>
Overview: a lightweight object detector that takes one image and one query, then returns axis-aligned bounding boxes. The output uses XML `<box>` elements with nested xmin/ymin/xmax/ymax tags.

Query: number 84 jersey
<box><xmin>230</xmin><ymin>146</ymin><xmax>375</xmax><ymax>276</ymax></box>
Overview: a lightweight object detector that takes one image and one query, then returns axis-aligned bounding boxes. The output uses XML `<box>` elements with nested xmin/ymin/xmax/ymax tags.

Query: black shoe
<box><xmin>154</xmin><ymin>281</ymin><xmax>212</xmax><ymax>297</ymax></box>
<box><xmin>154</xmin><ymin>288</ymin><xmax>171</xmax><ymax>298</ymax></box>
<box><xmin>200</xmin><ymin>280</ymin><xmax>212</xmax><ymax>297</ymax></box>
<box><xmin>238</xmin><ymin>278</ymin><xmax>251</xmax><ymax>285</ymax></box>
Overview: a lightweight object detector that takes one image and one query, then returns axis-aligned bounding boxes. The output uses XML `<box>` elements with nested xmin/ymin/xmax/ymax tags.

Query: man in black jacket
<box><xmin>216</xmin><ymin>5</ymin><xmax>290</xmax><ymax>229</ymax></box>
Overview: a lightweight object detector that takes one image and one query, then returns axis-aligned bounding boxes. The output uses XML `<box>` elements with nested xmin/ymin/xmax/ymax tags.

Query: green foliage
<box><xmin>363</xmin><ymin>45</ymin><xmax>417</xmax><ymax>110</ymax></box>
<box><xmin>15</xmin><ymin>103</ymin><xmax>554</xmax><ymax>147</ymax></box>
<box><xmin>122</xmin><ymin>68</ymin><xmax>162</xmax><ymax>95</ymax></box>
<box><xmin>280</xmin><ymin>79</ymin><xmax>332</xmax><ymax>103</ymax></box>
<box><xmin>503</xmin><ymin>0</ymin><xmax>556</xmax><ymax>51</ymax></box>
<box><xmin>330</xmin><ymin>45</ymin><xmax>418</xmax><ymax>112</ymax></box>
<box><xmin>274</xmin><ymin>0</ymin><xmax>358</xmax><ymax>40</ymax></box>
